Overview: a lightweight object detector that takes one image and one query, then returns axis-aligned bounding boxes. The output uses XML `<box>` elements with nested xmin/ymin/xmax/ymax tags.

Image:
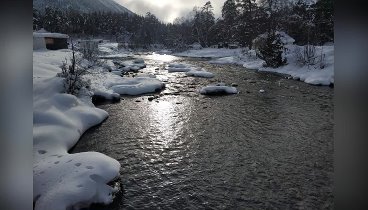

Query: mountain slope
<box><xmin>33</xmin><ymin>0</ymin><xmax>134</xmax><ymax>15</ymax></box>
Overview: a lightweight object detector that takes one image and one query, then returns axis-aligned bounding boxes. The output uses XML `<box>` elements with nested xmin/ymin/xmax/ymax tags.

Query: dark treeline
<box><xmin>33</xmin><ymin>0</ymin><xmax>333</xmax><ymax>50</ymax></box>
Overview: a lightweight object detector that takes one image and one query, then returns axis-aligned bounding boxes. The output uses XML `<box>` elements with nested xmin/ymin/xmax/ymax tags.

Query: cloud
<box><xmin>116</xmin><ymin>0</ymin><xmax>226</xmax><ymax>23</ymax></box>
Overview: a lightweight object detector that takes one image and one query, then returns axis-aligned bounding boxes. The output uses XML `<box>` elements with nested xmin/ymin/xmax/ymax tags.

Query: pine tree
<box><xmin>222</xmin><ymin>0</ymin><xmax>238</xmax><ymax>42</ymax></box>
<box><xmin>256</xmin><ymin>32</ymin><xmax>287</xmax><ymax>67</ymax></box>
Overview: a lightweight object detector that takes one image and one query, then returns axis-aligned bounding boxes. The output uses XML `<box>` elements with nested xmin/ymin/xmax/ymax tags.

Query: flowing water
<box><xmin>72</xmin><ymin>53</ymin><xmax>333</xmax><ymax>209</ymax></box>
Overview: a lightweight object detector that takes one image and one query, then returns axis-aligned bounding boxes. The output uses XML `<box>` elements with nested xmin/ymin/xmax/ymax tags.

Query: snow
<box><xmin>199</xmin><ymin>83</ymin><xmax>238</xmax><ymax>95</ymax></box>
<box><xmin>198</xmin><ymin>42</ymin><xmax>334</xmax><ymax>86</ymax></box>
<box><xmin>33</xmin><ymin>49</ymin><xmax>73</xmax><ymax>79</ymax></box>
<box><xmin>186</xmin><ymin>69</ymin><xmax>214</xmax><ymax>78</ymax></box>
<box><xmin>259</xmin><ymin>45</ymin><xmax>334</xmax><ymax>85</ymax></box>
<box><xmin>254</xmin><ymin>31</ymin><xmax>295</xmax><ymax>45</ymax></box>
<box><xmin>243</xmin><ymin>60</ymin><xmax>266</xmax><ymax>70</ymax></box>
<box><xmin>209</xmin><ymin>56</ymin><xmax>244</xmax><ymax>65</ymax></box>
<box><xmin>166</xmin><ymin>63</ymin><xmax>192</xmax><ymax>72</ymax></box>
<box><xmin>33</xmin><ymin>49</ymin><xmax>166</xmax><ymax>210</ymax></box>
<box><xmin>101</xmin><ymin>60</ymin><xmax>117</xmax><ymax>71</ymax></box>
<box><xmin>33</xmin><ymin>50</ymin><xmax>121</xmax><ymax>210</ymax></box>
<box><xmin>33</xmin><ymin>32</ymin><xmax>69</xmax><ymax>39</ymax></box>
<box><xmin>167</xmin><ymin>67</ymin><xmax>192</xmax><ymax>72</ymax></box>
<box><xmin>109</xmin><ymin>77</ymin><xmax>165</xmax><ymax>95</ymax></box>
<box><xmin>81</xmin><ymin>63</ymin><xmax>164</xmax><ymax>97</ymax></box>
<box><xmin>168</xmin><ymin>63</ymin><xmax>187</xmax><ymax>68</ymax></box>
<box><xmin>175</xmin><ymin>48</ymin><xmax>243</xmax><ymax>58</ymax></box>
<box><xmin>277</xmin><ymin>31</ymin><xmax>295</xmax><ymax>45</ymax></box>
<box><xmin>166</xmin><ymin>62</ymin><xmax>214</xmax><ymax>78</ymax></box>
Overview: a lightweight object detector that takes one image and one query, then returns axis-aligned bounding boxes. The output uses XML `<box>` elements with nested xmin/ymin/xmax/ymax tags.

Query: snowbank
<box><xmin>199</xmin><ymin>83</ymin><xmax>238</xmax><ymax>95</ymax></box>
<box><xmin>259</xmin><ymin>45</ymin><xmax>334</xmax><ymax>85</ymax></box>
<box><xmin>33</xmin><ymin>50</ymin><xmax>73</xmax><ymax>79</ymax></box>
<box><xmin>175</xmin><ymin>48</ymin><xmax>242</xmax><ymax>58</ymax></box>
<box><xmin>33</xmin><ymin>50</ymin><xmax>121</xmax><ymax>210</ymax></box>
<box><xmin>206</xmin><ymin>45</ymin><xmax>334</xmax><ymax>85</ymax></box>
<box><xmin>209</xmin><ymin>56</ymin><xmax>242</xmax><ymax>65</ymax></box>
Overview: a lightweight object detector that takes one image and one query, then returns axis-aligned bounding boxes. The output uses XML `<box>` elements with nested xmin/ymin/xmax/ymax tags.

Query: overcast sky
<box><xmin>116</xmin><ymin>0</ymin><xmax>227</xmax><ymax>23</ymax></box>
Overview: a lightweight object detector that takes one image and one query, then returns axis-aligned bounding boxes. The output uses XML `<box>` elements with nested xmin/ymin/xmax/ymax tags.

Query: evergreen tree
<box><xmin>192</xmin><ymin>2</ymin><xmax>215</xmax><ymax>47</ymax></box>
<box><xmin>256</xmin><ymin>32</ymin><xmax>287</xmax><ymax>67</ymax></box>
<box><xmin>314</xmin><ymin>0</ymin><xmax>333</xmax><ymax>44</ymax></box>
<box><xmin>222</xmin><ymin>0</ymin><xmax>238</xmax><ymax>42</ymax></box>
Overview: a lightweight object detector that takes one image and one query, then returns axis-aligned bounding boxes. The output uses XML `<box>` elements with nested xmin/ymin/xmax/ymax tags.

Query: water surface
<box><xmin>73</xmin><ymin>54</ymin><xmax>333</xmax><ymax>209</ymax></box>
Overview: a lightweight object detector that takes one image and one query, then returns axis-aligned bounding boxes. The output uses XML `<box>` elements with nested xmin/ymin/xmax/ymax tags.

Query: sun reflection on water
<box><xmin>144</xmin><ymin>52</ymin><xmax>179</xmax><ymax>63</ymax></box>
<box><xmin>148</xmin><ymin>100</ymin><xmax>178</xmax><ymax>149</ymax></box>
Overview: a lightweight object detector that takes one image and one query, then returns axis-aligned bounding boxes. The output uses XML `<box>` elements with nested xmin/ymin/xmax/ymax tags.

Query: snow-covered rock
<box><xmin>243</xmin><ymin>60</ymin><xmax>266</xmax><ymax>70</ymax></box>
<box><xmin>168</xmin><ymin>63</ymin><xmax>187</xmax><ymax>68</ymax></box>
<box><xmin>166</xmin><ymin>63</ymin><xmax>193</xmax><ymax>72</ymax></box>
<box><xmin>186</xmin><ymin>69</ymin><xmax>214</xmax><ymax>78</ymax></box>
<box><xmin>199</xmin><ymin>84</ymin><xmax>238</xmax><ymax>95</ymax></box>
<box><xmin>109</xmin><ymin>77</ymin><xmax>165</xmax><ymax>95</ymax></box>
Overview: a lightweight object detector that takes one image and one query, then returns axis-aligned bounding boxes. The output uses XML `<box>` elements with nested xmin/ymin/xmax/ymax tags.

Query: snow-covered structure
<box><xmin>33</xmin><ymin>29</ymin><xmax>69</xmax><ymax>50</ymax></box>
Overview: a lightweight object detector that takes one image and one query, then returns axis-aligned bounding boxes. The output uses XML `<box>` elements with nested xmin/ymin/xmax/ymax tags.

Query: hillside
<box><xmin>33</xmin><ymin>0</ymin><xmax>134</xmax><ymax>15</ymax></box>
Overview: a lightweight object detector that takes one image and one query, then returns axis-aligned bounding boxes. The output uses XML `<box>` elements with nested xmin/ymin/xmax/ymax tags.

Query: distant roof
<box><xmin>33</xmin><ymin>29</ymin><xmax>69</xmax><ymax>39</ymax></box>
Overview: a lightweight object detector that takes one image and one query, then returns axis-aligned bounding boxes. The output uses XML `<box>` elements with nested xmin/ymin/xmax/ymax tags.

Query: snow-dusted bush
<box><xmin>255</xmin><ymin>33</ymin><xmax>287</xmax><ymax>68</ymax></box>
<box><xmin>57</xmin><ymin>50</ymin><xmax>90</xmax><ymax>95</ymax></box>
<box><xmin>295</xmin><ymin>44</ymin><xmax>317</xmax><ymax>66</ymax></box>
<box><xmin>295</xmin><ymin>45</ymin><xmax>326</xmax><ymax>69</ymax></box>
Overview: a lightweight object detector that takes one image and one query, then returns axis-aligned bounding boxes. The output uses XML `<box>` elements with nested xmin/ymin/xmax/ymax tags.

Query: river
<box><xmin>72</xmin><ymin>53</ymin><xmax>333</xmax><ymax>209</ymax></box>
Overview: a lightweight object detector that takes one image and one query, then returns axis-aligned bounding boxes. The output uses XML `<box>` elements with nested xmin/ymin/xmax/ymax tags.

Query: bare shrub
<box><xmin>295</xmin><ymin>44</ymin><xmax>318</xmax><ymax>67</ymax></box>
<box><xmin>295</xmin><ymin>45</ymin><xmax>326</xmax><ymax>69</ymax></box>
<box><xmin>57</xmin><ymin>44</ymin><xmax>90</xmax><ymax>95</ymax></box>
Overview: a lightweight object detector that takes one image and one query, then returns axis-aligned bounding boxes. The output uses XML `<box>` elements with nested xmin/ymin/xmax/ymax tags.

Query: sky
<box><xmin>116</xmin><ymin>0</ymin><xmax>227</xmax><ymax>23</ymax></box>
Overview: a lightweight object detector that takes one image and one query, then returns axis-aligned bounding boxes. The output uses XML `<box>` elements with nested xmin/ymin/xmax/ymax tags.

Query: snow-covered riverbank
<box><xmin>175</xmin><ymin>45</ymin><xmax>334</xmax><ymax>86</ymax></box>
<box><xmin>33</xmin><ymin>49</ymin><xmax>166</xmax><ymax>210</ymax></box>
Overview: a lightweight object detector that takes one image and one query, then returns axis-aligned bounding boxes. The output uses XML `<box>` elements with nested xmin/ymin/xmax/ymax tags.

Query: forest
<box><xmin>33</xmin><ymin>0</ymin><xmax>333</xmax><ymax>51</ymax></box>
